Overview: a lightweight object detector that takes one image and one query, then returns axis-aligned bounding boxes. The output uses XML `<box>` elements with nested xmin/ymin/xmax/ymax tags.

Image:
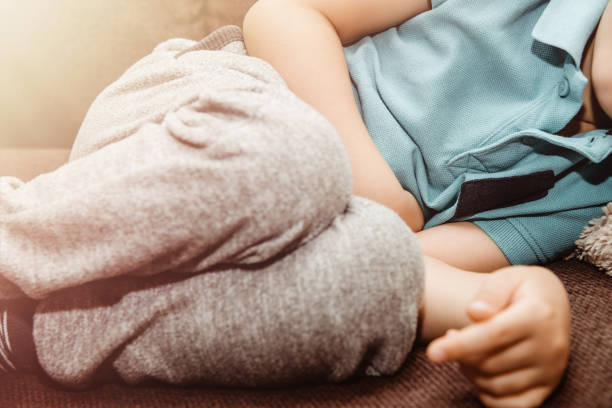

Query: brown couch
<box><xmin>1</xmin><ymin>1</ymin><xmax>610</xmax><ymax>406</ymax></box>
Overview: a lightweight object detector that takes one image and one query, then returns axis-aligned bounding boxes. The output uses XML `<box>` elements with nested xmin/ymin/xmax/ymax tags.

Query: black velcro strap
<box><xmin>454</xmin><ymin>170</ymin><xmax>555</xmax><ymax>219</ymax></box>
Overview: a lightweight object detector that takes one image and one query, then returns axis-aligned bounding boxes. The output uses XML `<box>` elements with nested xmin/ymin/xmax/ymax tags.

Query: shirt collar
<box><xmin>531</xmin><ymin>0</ymin><xmax>608</xmax><ymax>66</ymax></box>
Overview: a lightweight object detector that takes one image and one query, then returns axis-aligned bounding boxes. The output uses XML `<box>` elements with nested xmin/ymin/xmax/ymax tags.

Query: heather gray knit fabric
<box><xmin>1</xmin><ymin>26</ymin><xmax>424</xmax><ymax>387</ymax></box>
<box><xmin>0</xmin><ymin>26</ymin><xmax>349</xmax><ymax>299</ymax></box>
<box><xmin>34</xmin><ymin>196</ymin><xmax>424</xmax><ymax>388</ymax></box>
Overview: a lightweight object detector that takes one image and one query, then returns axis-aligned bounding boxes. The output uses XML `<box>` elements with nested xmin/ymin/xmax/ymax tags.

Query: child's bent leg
<box><xmin>31</xmin><ymin>197</ymin><xmax>424</xmax><ymax>388</ymax></box>
<box><xmin>0</xmin><ymin>40</ymin><xmax>352</xmax><ymax>299</ymax></box>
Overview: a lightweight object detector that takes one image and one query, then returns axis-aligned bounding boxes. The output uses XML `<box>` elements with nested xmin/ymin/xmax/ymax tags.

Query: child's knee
<box><xmin>254</xmin><ymin>86</ymin><xmax>353</xmax><ymax>211</ymax></box>
<box><xmin>151</xmin><ymin>86</ymin><xmax>353</xmax><ymax>262</ymax></box>
<box><xmin>173</xmin><ymin>85</ymin><xmax>354</xmax><ymax>242</ymax></box>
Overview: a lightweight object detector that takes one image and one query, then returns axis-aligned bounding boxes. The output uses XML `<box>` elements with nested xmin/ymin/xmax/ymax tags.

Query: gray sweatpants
<box><xmin>0</xmin><ymin>26</ymin><xmax>424</xmax><ymax>387</ymax></box>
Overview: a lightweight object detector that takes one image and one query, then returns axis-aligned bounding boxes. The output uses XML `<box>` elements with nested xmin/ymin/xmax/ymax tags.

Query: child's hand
<box><xmin>426</xmin><ymin>266</ymin><xmax>571</xmax><ymax>408</ymax></box>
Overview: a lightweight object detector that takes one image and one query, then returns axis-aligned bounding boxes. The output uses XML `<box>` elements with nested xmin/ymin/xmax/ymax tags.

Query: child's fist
<box><xmin>427</xmin><ymin>266</ymin><xmax>571</xmax><ymax>408</ymax></box>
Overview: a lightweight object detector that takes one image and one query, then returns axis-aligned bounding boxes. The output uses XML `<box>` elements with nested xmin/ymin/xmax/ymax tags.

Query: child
<box><xmin>242</xmin><ymin>0</ymin><xmax>611</xmax><ymax>405</ymax></box>
<box><xmin>1</xmin><ymin>33</ymin><xmax>558</xmax><ymax>397</ymax></box>
<box><xmin>0</xmin><ymin>2</ymin><xmax>607</xmax><ymax>408</ymax></box>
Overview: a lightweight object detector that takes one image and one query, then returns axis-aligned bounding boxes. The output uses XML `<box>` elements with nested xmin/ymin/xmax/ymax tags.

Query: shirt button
<box><xmin>558</xmin><ymin>77</ymin><xmax>570</xmax><ymax>98</ymax></box>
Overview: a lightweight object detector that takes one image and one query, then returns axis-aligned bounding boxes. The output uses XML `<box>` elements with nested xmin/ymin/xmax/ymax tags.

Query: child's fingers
<box><xmin>427</xmin><ymin>300</ymin><xmax>534</xmax><ymax>363</ymax></box>
<box><xmin>466</xmin><ymin>266</ymin><xmax>522</xmax><ymax>322</ymax></box>
<box><xmin>470</xmin><ymin>367</ymin><xmax>542</xmax><ymax>397</ymax></box>
<box><xmin>478</xmin><ymin>386</ymin><xmax>551</xmax><ymax>408</ymax></box>
<box><xmin>471</xmin><ymin>339</ymin><xmax>536</xmax><ymax>375</ymax></box>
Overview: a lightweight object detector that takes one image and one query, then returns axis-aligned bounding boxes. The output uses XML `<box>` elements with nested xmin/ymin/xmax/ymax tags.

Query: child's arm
<box><xmin>243</xmin><ymin>0</ymin><xmax>430</xmax><ymax>231</ymax></box>
<box><xmin>592</xmin><ymin>0</ymin><xmax>612</xmax><ymax>119</ymax></box>
<box><xmin>417</xmin><ymin>222</ymin><xmax>511</xmax><ymax>272</ymax></box>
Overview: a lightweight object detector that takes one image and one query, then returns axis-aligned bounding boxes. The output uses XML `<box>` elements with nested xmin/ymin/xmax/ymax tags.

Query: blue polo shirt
<box><xmin>344</xmin><ymin>0</ymin><xmax>612</xmax><ymax>265</ymax></box>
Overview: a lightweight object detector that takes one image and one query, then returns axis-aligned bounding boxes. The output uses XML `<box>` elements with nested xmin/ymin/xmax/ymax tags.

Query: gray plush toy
<box><xmin>571</xmin><ymin>203</ymin><xmax>612</xmax><ymax>276</ymax></box>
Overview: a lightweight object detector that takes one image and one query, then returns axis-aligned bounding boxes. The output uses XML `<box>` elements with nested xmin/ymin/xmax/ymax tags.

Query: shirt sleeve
<box><xmin>431</xmin><ymin>0</ymin><xmax>449</xmax><ymax>7</ymax></box>
<box><xmin>473</xmin><ymin>205</ymin><xmax>606</xmax><ymax>265</ymax></box>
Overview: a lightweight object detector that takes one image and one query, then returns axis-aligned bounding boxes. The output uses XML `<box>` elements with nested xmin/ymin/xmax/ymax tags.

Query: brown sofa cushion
<box><xmin>1</xmin><ymin>260</ymin><xmax>609</xmax><ymax>407</ymax></box>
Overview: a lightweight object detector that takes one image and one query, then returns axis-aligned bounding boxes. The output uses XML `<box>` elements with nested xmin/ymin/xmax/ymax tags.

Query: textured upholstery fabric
<box><xmin>1</xmin><ymin>260</ymin><xmax>610</xmax><ymax>407</ymax></box>
<box><xmin>0</xmin><ymin>0</ymin><xmax>255</xmax><ymax>148</ymax></box>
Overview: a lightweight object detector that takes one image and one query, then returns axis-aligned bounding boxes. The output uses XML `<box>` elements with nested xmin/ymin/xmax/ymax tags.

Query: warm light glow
<box><xmin>0</xmin><ymin>0</ymin><xmax>242</xmax><ymax>149</ymax></box>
